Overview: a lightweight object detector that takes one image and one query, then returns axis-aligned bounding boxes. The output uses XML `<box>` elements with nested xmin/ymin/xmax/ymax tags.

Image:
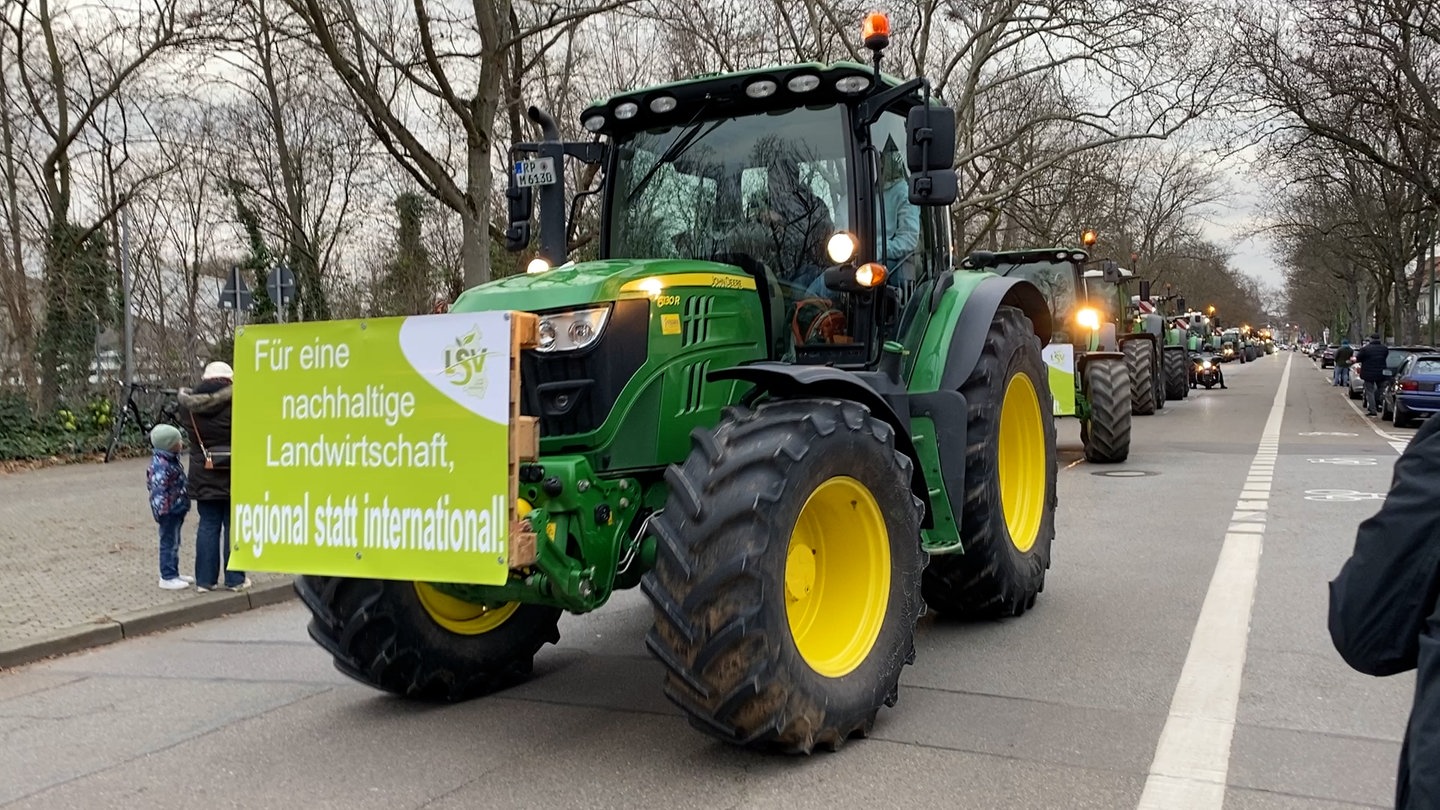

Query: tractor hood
<box><xmin>450</xmin><ymin>258</ymin><xmax>755</xmax><ymax>314</ymax></box>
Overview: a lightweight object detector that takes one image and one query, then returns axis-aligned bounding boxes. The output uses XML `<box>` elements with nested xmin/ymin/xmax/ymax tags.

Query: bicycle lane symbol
<box><xmin>1304</xmin><ymin>489</ymin><xmax>1387</xmax><ymax>502</ymax></box>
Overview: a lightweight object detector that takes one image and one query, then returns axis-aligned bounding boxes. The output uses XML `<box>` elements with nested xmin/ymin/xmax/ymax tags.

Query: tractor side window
<box><xmin>870</xmin><ymin>114</ymin><xmax>926</xmax><ymax>297</ymax></box>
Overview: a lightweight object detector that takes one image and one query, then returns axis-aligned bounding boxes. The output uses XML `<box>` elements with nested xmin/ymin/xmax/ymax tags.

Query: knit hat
<box><xmin>202</xmin><ymin>361</ymin><xmax>234</xmax><ymax>380</ymax></box>
<box><xmin>150</xmin><ymin>423</ymin><xmax>184</xmax><ymax>451</ymax></box>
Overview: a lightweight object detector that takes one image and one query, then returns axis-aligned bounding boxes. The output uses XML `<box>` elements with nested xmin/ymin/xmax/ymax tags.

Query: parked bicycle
<box><xmin>104</xmin><ymin>382</ymin><xmax>181</xmax><ymax>462</ymax></box>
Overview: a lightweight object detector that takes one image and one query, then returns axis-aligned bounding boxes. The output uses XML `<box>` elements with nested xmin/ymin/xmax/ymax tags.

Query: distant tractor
<box><xmin>963</xmin><ymin>249</ymin><xmax>1132</xmax><ymax>463</ymax></box>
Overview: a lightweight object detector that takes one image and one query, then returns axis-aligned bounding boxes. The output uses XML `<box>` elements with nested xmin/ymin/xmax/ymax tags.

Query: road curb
<box><xmin>0</xmin><ymin>578</ymin><xmax>296</xmax><ymax>671</ymax></box>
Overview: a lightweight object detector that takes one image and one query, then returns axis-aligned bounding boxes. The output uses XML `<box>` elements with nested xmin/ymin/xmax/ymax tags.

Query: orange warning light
<box><xmin>863</xmin><ymin>12</ymin><xmax>890</xmax><ymax>48</ymax></box>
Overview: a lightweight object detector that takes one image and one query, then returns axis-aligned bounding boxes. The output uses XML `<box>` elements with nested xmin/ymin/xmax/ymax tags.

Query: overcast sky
<box><xmin>1204</xmin><ymin>185</ymin><xmax>1281</xmax><ymax>290</ymax></box>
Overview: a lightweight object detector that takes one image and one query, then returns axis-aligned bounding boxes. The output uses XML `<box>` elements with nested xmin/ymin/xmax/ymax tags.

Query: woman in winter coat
<box><xmin>1329</xmin><ymin>412</ymin><xmax>1440</xmax><ymax>808</ymax></box>
<box><xmin>178</xmin><ymin>361</ymin><xmax>249</xmax><ymax>592</ymax></box>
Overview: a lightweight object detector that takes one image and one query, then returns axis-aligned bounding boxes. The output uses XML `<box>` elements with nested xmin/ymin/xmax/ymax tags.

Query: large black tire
<box><xmin>921</xmin><ymin>306</ymin><xmax>1056</xmax><ymax>620</ymax></box>
<box><xmin>1083</xmin><ymin>357</ymin><xmax>1131</xmax><ymax>463</ymax></box>
<box><xmin>641</xmin><ymin>399</ymin><xmax>925</xmax><ymax>753</ymax></box>
<box><xmin>1394</xmin><ymin>399</ymin><xmax>1415</xmax><ymax>428</ymax></box>
<box><xmin>1124</xmin><ymin>339</ymin><xmax>1158</xmax><ymax>415</ymax></box>
<box><xmin>294</xmin><ymin>576</ymin><xmax>560</xmax><ymax>701</ymax></box>
<box><xmin>1163</xmin><ymin>347</ymin><xmax>1188</xmax><ymax>401</ymax></box>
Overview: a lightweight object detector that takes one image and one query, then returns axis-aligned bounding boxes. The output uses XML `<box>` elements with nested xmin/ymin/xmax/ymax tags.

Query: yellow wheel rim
<box><xmin>414</xmin><ymin>584</ymin><xmax>520</xmax><ymax>635</ymax></box>
<box><xmin>412</xmin><ymin>496</ymin><xmax>527</xmax><ymax>635</ymax></box>
<box><xmin>998</xmin><ymin>371</ymin><xmax>1046</xmax><ymax>553</ymax></box>
<box><xmin>784</xmin><ymin>476</ymin><xmax>891</xmax><ymax>678</ymax></box>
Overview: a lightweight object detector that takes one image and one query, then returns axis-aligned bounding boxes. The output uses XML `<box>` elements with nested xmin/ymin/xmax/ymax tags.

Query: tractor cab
<box><xmin>499</xmin><ymin>59</ymin><xmax>959</xmax><ymax>371</ymax></box>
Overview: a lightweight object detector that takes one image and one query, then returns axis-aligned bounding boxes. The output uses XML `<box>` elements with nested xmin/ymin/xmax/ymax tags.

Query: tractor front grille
<box><xmin>520</xmin><ymin>299</ymin><xmax>649</xmax><ymax>438</ymax></box>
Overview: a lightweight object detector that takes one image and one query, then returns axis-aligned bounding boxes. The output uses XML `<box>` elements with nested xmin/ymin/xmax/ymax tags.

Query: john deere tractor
<box><xmin>961</xmin><ymin>249</ymin><xmax>1131</xmax><ymax>463</ymax></box>
<box><xmin>288</xmin><ymin>19</ymin><xmax>1057</xmax><ymax>754</ymax></box>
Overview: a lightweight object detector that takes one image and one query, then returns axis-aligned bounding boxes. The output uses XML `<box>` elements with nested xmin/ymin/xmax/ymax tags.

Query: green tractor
<box><xmin>1219</xmin><ymin>328</ymin><xmax>1246</xmax><ymax>363</ymax></box>
<box><xmin>292</xmin><ymin>22</ymin><xmax>1058</xmax><ymax>753</ymax></box>
<box><xmin>1148</xmin><ymin>293</ymin><xmax>1192</xmax><ymax>402</ymax></box>
<box><xmin>961</xmin><ymin>249</ymin><xmax>1132</xmax><ymax>463</ymax></box>
<box><xmin>1074</xmin><ymin>263</ymin><xmax>1171</xmax><ymax>417</ymax></box>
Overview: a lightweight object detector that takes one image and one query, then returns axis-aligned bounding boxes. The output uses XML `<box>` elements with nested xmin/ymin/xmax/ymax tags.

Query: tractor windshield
<box><xmin>994</xmin><ymin>260</ymin><xmax>1078</xmax><ymax>324</ymax></box>
<box><xmin>608</xmin><ymin>104</ymin><xmax>852</xmax><ymax>289</ymax></box>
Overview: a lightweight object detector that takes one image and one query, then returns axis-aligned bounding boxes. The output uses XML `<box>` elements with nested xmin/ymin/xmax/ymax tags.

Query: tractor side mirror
<box><xmin>961</xmin><ymin>250</ymin><xmax>996</xmax><ymax>270</ymax></box>
<box><xmin>906</xmin><ymin>105</ymin><xmax>956</xmax><ymax>171</ymax></box>
<box><xmin>1101</xmin><ymin>259</ymin><xmax>1122</xmax><ymax>284</ymax></box>
<box><xmin>909</xmin><ymin>169</ymin><xmax>957</xmax><ymax>206</ymax></box>
<box><xmin>504</xmin><ymin>183</ymin><xmax>533</xmax><ymax>251</ymax></box>
<box><xmin>1139</xmin><ymin>279</ymin><xmax>1152</xmax><ymax>302</ymax></box>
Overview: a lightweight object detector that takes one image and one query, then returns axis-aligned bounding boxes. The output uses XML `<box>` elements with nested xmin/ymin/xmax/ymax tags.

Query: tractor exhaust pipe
<box><xmin>528</xmin><ymin>106</ymin><xmax>568</xmax><ymax>267</ymax></box>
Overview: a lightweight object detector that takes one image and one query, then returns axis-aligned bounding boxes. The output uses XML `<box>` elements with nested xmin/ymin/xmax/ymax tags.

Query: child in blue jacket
<box><xmin>147</xmin><ymin>424</ymin><xmax>193</xmax><ymax>590</ymax></box>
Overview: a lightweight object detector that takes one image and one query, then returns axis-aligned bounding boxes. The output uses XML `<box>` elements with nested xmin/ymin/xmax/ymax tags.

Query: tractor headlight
<box><xmin>536</xmin><ymin>307</ymin><xmax>610</xmax><ymax>353</ymax></box>
<box><xmin>826</xmin><ymin>231</ymin><xmax>858</xmax><ymax>263</ymax></box>
<box><xmin>1076</xmin><ymin>307</ymin><xmax>1101</xmax><ymax>331</ymax></box>
<box><xmin>1202</xmin><ymin>360</ymin><xmax>1213</xmax><ymax>369</ymax></box>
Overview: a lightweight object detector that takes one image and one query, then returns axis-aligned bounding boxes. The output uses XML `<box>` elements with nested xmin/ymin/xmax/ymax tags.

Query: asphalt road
<box><xmin>0</xmin><ymin>351</ymin><xmax>1422</xmax><ymax>810</ymax></box>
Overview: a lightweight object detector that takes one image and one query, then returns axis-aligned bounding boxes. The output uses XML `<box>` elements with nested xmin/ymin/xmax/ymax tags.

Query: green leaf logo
<box><xmin>443</xmin><ymin>328</ymin><xmax>489</xmax><ymax>399</ymax></box>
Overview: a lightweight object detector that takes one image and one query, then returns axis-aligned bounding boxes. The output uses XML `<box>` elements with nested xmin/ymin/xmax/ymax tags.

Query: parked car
<box><xmin>1320</xmin><ymin>344</ymin><xmax>1339</xmax><ymax>367</ymax></box>
<box><xmin>1348</xmin><ymin>346</ymin><xmax>1431</xmax><ymax>401</ymax></box>
<box><xmin>1347</xmin><ymin>359</ymin><xmax>1365</xmax><ymax>399</ymax></box>
<box><xmin>1381</xmin><ymin>353</ymin><xmax>1440</xmax><ymax>427</ymax></box>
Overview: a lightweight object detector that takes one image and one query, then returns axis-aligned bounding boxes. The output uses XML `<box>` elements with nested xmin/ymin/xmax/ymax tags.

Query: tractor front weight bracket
<box><xmin>431</xmin><ymin>456</ymin><xmax>642</xmax><ymax>614</ymax></box>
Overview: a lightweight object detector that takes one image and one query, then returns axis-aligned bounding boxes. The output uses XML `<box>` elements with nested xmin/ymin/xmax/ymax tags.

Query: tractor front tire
<box><xmin>921</xmin><ymin>305</ymin><xmax>1056</xmax><ymax>620</ymax></box>
<box><xmin>295</xmin><ymin>576</ymin><xmax>561</xmax><ymax>701</ymax></box>
<box><xmin>1083</xmin><ymin>357</ymin><xmax>1131</xmax><ymax>463</ymax></box>
<box><xmin>1163</xmin><ymin>348</ymin><xmax>1188</xmax><ymax>401</ymax></box>
<box><xmin>1124</xmin><ymin>339</ymin><xmax>1158</xmax><ymax>415</ymax></box>
<box><xmin>641</xmin><ymin>399</ymin><xmax>925</xmax><ymax>753</ymax></box>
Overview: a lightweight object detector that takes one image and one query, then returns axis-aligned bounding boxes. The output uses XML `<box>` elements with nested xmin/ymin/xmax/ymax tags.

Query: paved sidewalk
<box><xmin>0</xmin><ymin>458</ymin><xmax>293</xmax><ymax>668</ymax></box>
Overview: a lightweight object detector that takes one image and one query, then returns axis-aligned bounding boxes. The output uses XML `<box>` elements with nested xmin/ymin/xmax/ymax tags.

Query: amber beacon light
<box><xmin>863</xmin><ymin>12</ymin><xmax>890</xmax><ymax>49</ymax></box>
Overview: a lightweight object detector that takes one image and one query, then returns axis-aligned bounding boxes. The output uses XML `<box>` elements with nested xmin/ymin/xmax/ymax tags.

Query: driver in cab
<box><xmin>740</xmin><ymin>154</ymin><xmax>834</xmax><ymax>291</ymax></box>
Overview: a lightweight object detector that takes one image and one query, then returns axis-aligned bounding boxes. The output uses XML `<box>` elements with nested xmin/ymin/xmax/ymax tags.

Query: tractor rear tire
<box><xmin>1124</xmin><ymin>339</ymin><xmax>1157</xmax><ymax>415</ymax></box>
<box><xmin>921</xmin><ymin>305</ymin><xmax>1056</xmax><ymax>620</ymax></box>
<box><xmin>1083</xmin><ymin>357</ymin><xmax>1131</xmax><ymax>463</ymax></box>
<box><xmin>1163</xmin><ymin>348</ymin><xmax>1188</xmax><ymax>401</ymax></box>
<box><xmin>294</xmin><ymin>576</ymin><xmax>561</xmax><ymax>701</ymax></box>
<box><xmin>641</xmin><ymin>399</ymin><xmax>925</xmax><ymax>754</ymax></box>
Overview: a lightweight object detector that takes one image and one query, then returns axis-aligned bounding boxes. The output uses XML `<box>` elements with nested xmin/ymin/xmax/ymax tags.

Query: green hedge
<box><xmin>0</xmin><ymin>392</ymin><xmax>142</xmax><ymax>461</ymax></box>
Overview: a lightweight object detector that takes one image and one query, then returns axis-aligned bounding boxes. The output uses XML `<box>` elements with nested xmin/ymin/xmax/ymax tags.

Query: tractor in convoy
<box><xmin>271</xmin><ymin>15</ymin><xmax>1058</xmax><ymax>754</ymax></box>
<box><xmin>961</xmin><ymin>248</ymin><xmax>1132</xmax><ymax>463</ymax></box>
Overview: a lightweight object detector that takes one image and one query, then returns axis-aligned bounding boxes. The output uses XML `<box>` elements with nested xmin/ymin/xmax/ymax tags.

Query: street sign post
<box><xmin>267</xmin><ymin>264</ymin><xmax>296</xmax><ymax>323</ymax></box>
<box><xmin>219</xmin><ymin>266</ymin><xmax>253</xmax><ymax>313</ymax></box>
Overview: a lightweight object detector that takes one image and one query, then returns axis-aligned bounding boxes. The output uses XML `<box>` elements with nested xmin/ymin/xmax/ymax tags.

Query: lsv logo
<box><xmin>443</xmin><ymin>327</ymin><xmax>489</xmax><ymax>399</ymax></box>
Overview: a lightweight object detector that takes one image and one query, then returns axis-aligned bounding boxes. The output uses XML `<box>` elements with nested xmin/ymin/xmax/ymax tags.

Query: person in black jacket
<box><xmin>1329</xmin><ymin>413</ymin><xmax>1440</xmax><ymax>808</ymax></box>
<box><xmin>1356</xmin><ymin>333</ymin><xmax>1390</xmax><ymax>416</ymax></box>
<box><xmin>177</xmin><ymin>361</ymin><xmax>249</xmax><ymax>592</ymax></box>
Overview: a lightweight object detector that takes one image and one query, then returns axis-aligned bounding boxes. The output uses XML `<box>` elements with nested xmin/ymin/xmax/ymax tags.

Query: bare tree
<box><xmin>281</xmin><ymin>0</ymin><xmax>636</xmax><ymax>288</ymax></box>
<box><xmin>211</xmin><ymin>0</ymin><xmax>379</xmax><ymax>321</ymax></box>
<box><xmin>1</xmin><ymin>0</ymin><xmax>215</xmax><ymax>405</ymax></box>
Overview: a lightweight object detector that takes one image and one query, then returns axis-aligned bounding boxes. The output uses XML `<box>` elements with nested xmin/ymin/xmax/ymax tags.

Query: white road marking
<box><xmin>1137</xmin><ymin>353</ymin><xmax>1292</xmax><ymax>809</ymax></box>
<box><xmin>1338</xmin><ymin>383</ymin><xmax>1412</xmax><ymax>456</ymax></box>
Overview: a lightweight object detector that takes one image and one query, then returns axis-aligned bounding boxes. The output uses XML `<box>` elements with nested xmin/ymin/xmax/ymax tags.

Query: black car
<box><xmin>1320</xmin><ymin>344</ymin><xmax>1339</xmax><ymax>368</ymax></box>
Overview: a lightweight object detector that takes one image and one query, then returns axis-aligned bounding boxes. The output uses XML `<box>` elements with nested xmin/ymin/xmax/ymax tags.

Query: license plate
<box><xmin>515</xmin><ymin>157</ymin><xmax>556</xmax><ymax>188</ymax></box>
